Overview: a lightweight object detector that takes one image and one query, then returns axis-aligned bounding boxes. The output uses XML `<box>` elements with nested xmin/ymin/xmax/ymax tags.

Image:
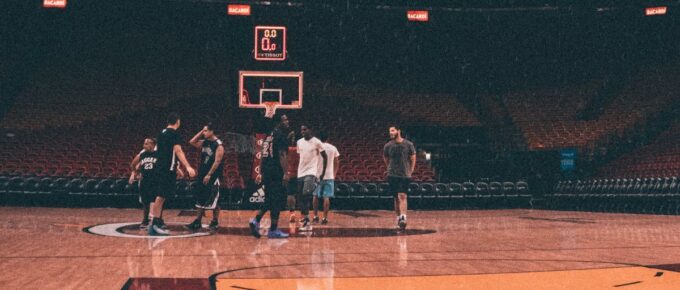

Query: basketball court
<box><xmin>3</xmin><ymin>207</ymin><xmax>680</xmax><ymax>289</ymax></box>
<box><xmin>4</xmin><ymin>0</ymin><xmax>680</xmax><ymax>289</ymax></box>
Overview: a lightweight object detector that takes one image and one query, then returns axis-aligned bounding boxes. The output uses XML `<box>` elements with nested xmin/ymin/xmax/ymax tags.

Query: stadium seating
<box><xmin>505</xmin><ymin>73</ymin><xmax>675</xmax><ymax>150</ymax></box>
<box><xmin>598</xmin><ymin>123</ymin><xmax>680</xmax><ymax>178</ymax></box>
<box><xmin>548</xmin><ymin>177</ymin><xmax>680</xmax><ymax>214</ymax></box>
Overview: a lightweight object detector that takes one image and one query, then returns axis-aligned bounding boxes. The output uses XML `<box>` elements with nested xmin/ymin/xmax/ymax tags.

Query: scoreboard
<box><xmin>254</xmin><ymin>26</ymin><xmax>286</xmax><ymax>61</ymax></box>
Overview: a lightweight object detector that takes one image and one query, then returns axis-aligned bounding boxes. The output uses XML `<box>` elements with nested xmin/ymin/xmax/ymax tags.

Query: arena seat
<box><xmin>450</xmin><ymin>183</ymin><xmax>463</xmax><ymax>199</ymax></box>
<box><xmin>67</xmin><ymin>179</ymin><xmax>84</xmax><ymax>195</ymax></box>
<box><xmin>0</xmin><ymin>176</ymin><xmax>9</xmax><ymax>193</ymax></box>
<box><xmin>95</xmin><ymin>179</ymin><xmax>113</xmax><ymax>195</ymax></box>
<box><xmin>365</xmin><ymin>183</ymin><xmax>379</xmax><ymax>199</ymax></box>
<box><xmin>462</xmin><ymin>182</ymin><xmax>476</xmax><ymax>199</ymax></box>
<box><xmin>350</xmin><ymin>183</ymin><xmax>367</xmax><ymax>199</ymax></box>
<box><xmin>503</xmin><ymin>182</ymin><xmax>517</xmax><ymax>197</ymax></box>
<box><xmin>22</xmin><ymin>177</ymin><xmax>40</xmax><ymax>195</ymax></box>
<box><xmin>335</xmin><ymin>183</ymin><xmax>351</xmax><ymax>199</ymax></box>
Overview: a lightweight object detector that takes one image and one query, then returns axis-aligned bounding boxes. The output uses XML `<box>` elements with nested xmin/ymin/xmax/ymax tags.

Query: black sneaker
<box><xmin>299</xmin><ymin>218</ymin><xmax>312</xmax><ymax>231</ymax></box>
<box><xmin>321</xmin><ymin>218</ymin><xmax>328</xmax><ymax>225</ymax></box>
<box><xmin>140</xmin><ymin>219</ymin><xmax>150</xmax><ymax>229</ymax></box>
<box><xmin>312</xmin><ymin>216</ymin><xmax>320</xmax><ymax>223</ymax></box>
<box><xmin>398</xmin><ymin>217</ymin><xmax>407</xmax><ymax>231</ymax></box>
<box><xmin>158</xmin><ymin>219</ymin><xmax>168</xmax><ymax>230</ymax></box>
<box><xmin>209</xmin><ymin>220</ymin><xmax>219</xmax><ymax>231</ymax></box>
<box><xmin>185</xmin><ymin>219</ymin><xmax>202</xmax><ymax>231</ymax></box>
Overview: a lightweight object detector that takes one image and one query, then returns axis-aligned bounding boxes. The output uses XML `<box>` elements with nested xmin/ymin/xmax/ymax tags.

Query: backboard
<box><xmin>238</xmin><ymin>71</ymin><xmax>303</xmax><ymax>110</ymax></box>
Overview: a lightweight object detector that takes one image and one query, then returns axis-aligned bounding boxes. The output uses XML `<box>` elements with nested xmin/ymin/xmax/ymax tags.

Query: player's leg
<box><xmin>251</xmin><ymin>170</ymin><xmax>274</xmax><ymax>238</ymax></box>
<box><xmin>389</xmin><ymin>177</ymin><xmax>401</xmax><ymax>223</ymax></box>
<box><xmin>312</xmin><ymin>191</ymin><xmax>320</xmax><ymax>223</ymax></box>
<box><xmin>148</xmin><ymin>196</ymin><xmax>168</xmax><ymax>235</ymax></box>
<box><xmin>139</xmin><ymin>182</ymin><xmax>152</xmax><ymax>227</ymax></box>
<box><xmin>397</xmin><ymin>178</ymin><xmax>410</xmax><ymax>230</ymax></box>
<box><xmin>321</xmin><ymin>180</ymin><xmax>334</xmax><ymax>224</ymax></box>
<box><xmin>187</xmin><ymin>181</ymin><xmax>207</xmax><ymax>230</ymax></box>
<box><xmin>208</xmin><ymin>179</ymin><xmax>221</xmax><ymax>230</ymax></box>
<box><xmin>148</xmin><ymin>173</ymin><xmax>172</xmax><ymax>235</ymax></box>
<box><xmin>323</xmin><ymin>197</ymin><xmax>330</xmax><ymax>222</ymax></box>
<box><xmin>210</xmin><ymin>204</ymin><xmax>220</xmax><ymax>230</ymax></box>
<box><xmin>267</xmin><ymin>181</ymin><xmax>288</xmax><ymax>238</ymax></box>
<box><xmin>287</xmin><ymin>187</ymin><xmax>297</xmax><ymax>223</ymax></box>
<box><xmin>298</xmin><ymin>176</ymin><xmax>315</xmax><ymax>231</ymax></box>
<box><xmin>142</xmin><ymin>202</ymin><xmax>151</xmax><ymax>227</ymax></box>
<box><xmin>266</xmin><ymin>170</ymin><xmax>288</xmax><ymax>238</ymax></box>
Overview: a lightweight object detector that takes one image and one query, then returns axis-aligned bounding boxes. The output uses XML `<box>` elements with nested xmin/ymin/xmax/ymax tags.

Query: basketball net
<box><xmin>263</xmin><ymin>102</ymin><xmax>278</xmax><ymax>119</ymax></box>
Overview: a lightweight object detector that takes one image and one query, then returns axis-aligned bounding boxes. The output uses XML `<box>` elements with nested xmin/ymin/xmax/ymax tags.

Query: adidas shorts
<box><xmin>193</xmin><ymin>175</ymin><xmax>221</xmax><ymax>210</ymax></box>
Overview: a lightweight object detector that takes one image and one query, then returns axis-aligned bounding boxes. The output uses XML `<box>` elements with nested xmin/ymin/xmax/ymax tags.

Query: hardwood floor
<box><xmin>1</xmin><ymin>207</ymin><xmax>680</xmax><ymax>289</ymax></box>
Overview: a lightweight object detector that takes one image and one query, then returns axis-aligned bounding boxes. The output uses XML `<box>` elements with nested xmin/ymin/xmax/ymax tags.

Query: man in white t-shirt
<box><xmin>313</xmin><ymin>132</ymin><xmax>339</xmax><ymax>225</ymax></box>
<box><xmin>296</xmin><ymin>124</ymin><xmax>328</xmax><ymax>231</ymax></box>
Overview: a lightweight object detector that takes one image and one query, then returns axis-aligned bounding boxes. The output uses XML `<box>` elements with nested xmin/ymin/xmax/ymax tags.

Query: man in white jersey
<box><xmin>313</xmin><ymin>131</ymin><xmax>339</xmax><ymax>225</ymax></box>
<box><xmin>296</xmin><ymin>124</ymin><xmax>328</xmax><ymax>231</ymax></box>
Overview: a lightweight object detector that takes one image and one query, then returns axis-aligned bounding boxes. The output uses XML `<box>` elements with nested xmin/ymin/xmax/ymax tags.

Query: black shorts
<box><xmin>262</xmin><ymin>167</ymin><xmax>285</xmax><ymax>197</ymax></box>
<box><xmin>388</xmin><ymin>176</ymin><xmax>411</xmax><ymax>197</ymax></box>
<box><xmin>193</xmin><ymin>175</ymin><xmax>221</xmax><ymax>209</ymax></box>
<box><xmin>156</xmin><ymin>171</ymin><xmax>176</xmax><ymax>198</ymax></box>
<box><xmin>138</xmin><ymin>180</ymin><xmax>157</xmax><ymax>205</ymax></box>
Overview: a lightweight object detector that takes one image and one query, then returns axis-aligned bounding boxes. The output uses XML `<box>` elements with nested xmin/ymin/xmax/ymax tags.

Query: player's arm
<box><xmin>203</xmin><ymin>145</ymin><xmax>224</xmax><ymax>185</ymax></box>
<box><xmin>189</xmin><ymin>127</ymin><xmax>206</xmax><ymax>149</ymax></box>
<box><xmin>334</xmin><ymin>156</ymin><xmax>339</xmax><ymax>178</ymax></box>
<box><xmin>409</xmin><ymin>143</ymin><xmax>416</xmax><ymax>175</ymax></box>
<box><xmin>410</xmin><ymin>154</ymin><xmax>416</xmax><ymax>175</ymax></box>
<box><xmin>174</xmin><ymin>145</ymin><xmax>196</xmax><ymax>178</ymax></box>
<box><xmin>128</xmin><ymin>152</ymin><xmax>142</xmax><ymax>184</ymax></box>
<box><xmin>319</xmin><ymin>151</ymin><xmax>328</xmax><ymax>180</ymax></box>
<box><xmin>383</xmin><ymin>144</ymin><xmax>390</xmax><ymax>168</ymax></box>
<box><xmin>280</xmin><ymin>149</ymin><xmax>289</xmax><ymax>182</ymax></box>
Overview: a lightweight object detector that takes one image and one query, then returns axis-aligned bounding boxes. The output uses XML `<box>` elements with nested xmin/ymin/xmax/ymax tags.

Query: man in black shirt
<box><xmin>186</xmin><ymin>123</ymin><xmax>224</xmax><ymax>231</ymax></box>
<box><xmin>383</xmin><ymin>124</ymin><xmax>416</xmax><ymax>231</ymax></box>
<box><xmin>148</xmin><ymin>113</ymin><xmax>197</xmax><ymax>236</ymax></box>
<box><xmin>249</xmin><ymin>114</ymin><xmax>291</xmax><ymax>238</ymax></box>
<box><xmin>128</xmin><ymin>137</ymin><xmax>158</xmax><ymax>229</ymax></box>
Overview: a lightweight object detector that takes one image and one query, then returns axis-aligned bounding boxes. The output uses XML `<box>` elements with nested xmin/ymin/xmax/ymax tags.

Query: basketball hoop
<box><xmin>263</xmin><ymin>102</ymin><xmax>278</xmax><ymax>119</ymax></box>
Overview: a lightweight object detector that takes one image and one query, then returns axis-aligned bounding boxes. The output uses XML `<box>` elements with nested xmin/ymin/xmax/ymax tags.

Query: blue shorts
<box><xmin>314</xmin><ymin>180</ymin><xmax>335</xmax><ymax>198</ymax></box>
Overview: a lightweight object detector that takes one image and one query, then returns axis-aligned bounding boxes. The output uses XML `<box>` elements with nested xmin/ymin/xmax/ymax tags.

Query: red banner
<box><xmin>407</xmin><ymin>10</ymin><xmax>429</xmax><ymax>22</ymax></box>
<box><xmin>645</xmin><ymin>6</ymin><xmax>667</xmax><ymax>16</ymax></box>
<box><xmin>43</xmin><ymin>0</ymin><xmax>67</xmax><ymax>8</ymax></box>
<box><xmin>228</xmin><ymin>4</ymin><xmax>251</xmax><ymax>16</ymax></box>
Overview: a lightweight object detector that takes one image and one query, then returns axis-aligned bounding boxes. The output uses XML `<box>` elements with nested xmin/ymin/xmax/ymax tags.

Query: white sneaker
<box><xmin>150</xmin><ymin>224</ymin><xmax>170</xmax><ymax>235</ymax></box>
<box><xmin>299</xmin><ymin>220</ymin><xmax>313</xmax><ymax>232</ymax></box>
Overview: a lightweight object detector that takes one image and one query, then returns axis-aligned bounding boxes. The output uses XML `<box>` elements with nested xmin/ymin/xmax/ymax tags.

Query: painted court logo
<box><xmin>84</xmin><ymin>222</ymin><xmax>212</xmax><ymax>239</ymax></box>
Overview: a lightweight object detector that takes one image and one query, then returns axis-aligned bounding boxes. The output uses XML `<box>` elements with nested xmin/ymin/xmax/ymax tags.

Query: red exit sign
<box><xmin>43</xmin><ymin>0</ymin><xmax>67</xmax><ymax>9</ymax></box>
<box><xmin>228</xmin><ymin>4</ymin><xmax>251</xmax><ymax>16</ymax></box>
<box><xmin>645</xmin><ymin>6</ymin><xmax>667</xmax><ymax>16</ymax></box>
<box><xmin>407</xmin><ymin>10</ymin><xmax>429</xmax><ymax>22</ymax></box>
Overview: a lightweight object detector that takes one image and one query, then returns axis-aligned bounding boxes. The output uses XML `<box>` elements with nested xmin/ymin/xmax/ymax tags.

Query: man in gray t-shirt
<box><xmin>383</xmin><ymin>125</ymin><xmax>416</xmax><ymax>231</ymax></box>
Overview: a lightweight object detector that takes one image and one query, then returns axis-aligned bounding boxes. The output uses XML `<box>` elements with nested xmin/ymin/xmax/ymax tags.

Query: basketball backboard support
<box><xmin>238</xmin><ymin>71</ymin><xmax>303</xmax><ymax>110</ymax></box>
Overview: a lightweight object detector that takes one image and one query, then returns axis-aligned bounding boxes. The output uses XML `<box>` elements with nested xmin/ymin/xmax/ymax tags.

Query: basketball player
<box><xmin>186</xmin><ymin>123</ymin><xmax>224</xmax><ymax>231</ymax></box>
<box><xmin>383</xmin><ymin>124</ymin><xmax>415</xmax><ymax>231</ymax></box>
<box><xmin>296</xmin><ymin>124</ymin><xmax>328</xmax><ymax>231</ymax></box>
<box><xmin>148</xmin><ymin>113</ymin><xmax>196</xmax><ymax>236</ymax></box>
<box><xmin>249</xmin><ymin>114</ymin><xmax>291</xmax><ymax>239</ymax></box>
<box><xmin>313</xmin><ymin>132</ymin><xmax>339</xmax><ymax>225</ymax></box>
<box><xmin>128</xmin><ymin>137</ymin><xmax>158</xmax><ymax>228</ymax></box>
